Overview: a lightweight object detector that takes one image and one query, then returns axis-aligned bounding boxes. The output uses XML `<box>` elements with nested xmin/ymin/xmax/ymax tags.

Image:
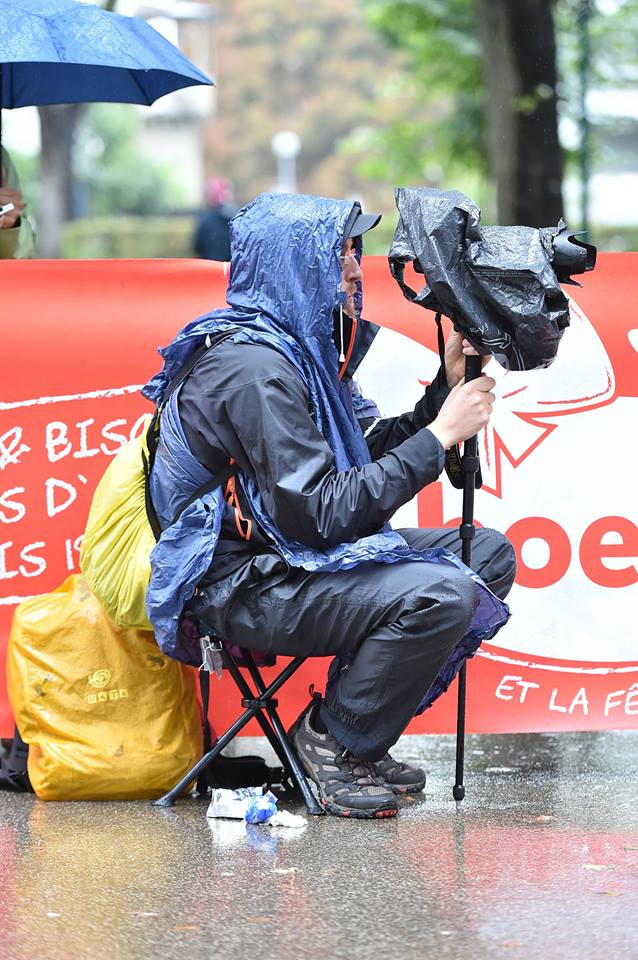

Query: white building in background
<box><xmin>120</xmin><ymin>0</ymin><xmax>217</xmax><ymax>207</ymax></box>
<box><xmin>562</xmin><ymin>88</ymin><xmax>638</xmax><ymax>236</ymax></box>
<box><xmin>3</xmin><ymin>108</ymin><xmax>40</xmax><ymax>156</ymax></box>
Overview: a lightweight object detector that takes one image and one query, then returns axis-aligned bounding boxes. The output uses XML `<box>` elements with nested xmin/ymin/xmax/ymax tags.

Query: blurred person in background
<box><xmin>193</xmin><ymin>176</ymin><xmax>237</xmax><ymax>262</ymax></box>
<box><xmin>0</xmin><ymin>147</ymin><xmax>35</xmax><ymax>259</ymax></box>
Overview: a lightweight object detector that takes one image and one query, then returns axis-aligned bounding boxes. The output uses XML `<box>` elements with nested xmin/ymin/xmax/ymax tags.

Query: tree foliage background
<box><xmin>205</xmin><ymin>0</ymin><xmax>638</xmax><ymax>245</ymax></box>
<box><xmin>205</xmin><ymin>0</ymin><xmax>420</xmax><ymax>210</ymax></box>
<box><xmin>11</xmin><ymin>0</ymin><xmax>638</xmax><ymax>255</ymax></box>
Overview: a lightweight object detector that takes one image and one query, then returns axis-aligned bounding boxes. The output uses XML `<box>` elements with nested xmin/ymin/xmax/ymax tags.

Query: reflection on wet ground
<box><xmin>0</xmin><ymin>731</ymin><xmax>636</xmax><ymax>960</ymax></box>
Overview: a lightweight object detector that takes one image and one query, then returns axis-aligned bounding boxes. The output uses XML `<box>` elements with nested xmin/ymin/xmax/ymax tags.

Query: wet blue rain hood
<box><xmin>229</xmin><ymin>192</ymin><xmax>356</xmax><ymax>336</ymax></box>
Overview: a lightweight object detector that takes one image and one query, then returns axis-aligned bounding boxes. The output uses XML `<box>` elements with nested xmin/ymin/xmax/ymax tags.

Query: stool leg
<box><xmin>264</xmin><ymin>703</ymin><xmax>324</xmax><ymax>816</ymax></box>
<box><xmin>232</xmin><ymin>651</ymin><xmax>324</xmax><ymax>816</ymax></box>
<box><xmin>153</xmin><ymin>704</ymin><xmax>261</xmax><ymax>807</ymax></box>
<box><xmin>222</xmin><ymin>655</ymin><xmax>296</xmax><ymax>776</ymax></box>
<box><xmin>156</xmin><ymin>649</ymin><xmax>323</xmax><ymax>815</ymax></box>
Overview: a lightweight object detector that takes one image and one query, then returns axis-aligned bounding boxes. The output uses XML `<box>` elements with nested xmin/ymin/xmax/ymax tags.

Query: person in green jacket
<box><xmin>0</xmin><ymin>147</ymin><xmax>35</xmax><ymax>259</ymax></box>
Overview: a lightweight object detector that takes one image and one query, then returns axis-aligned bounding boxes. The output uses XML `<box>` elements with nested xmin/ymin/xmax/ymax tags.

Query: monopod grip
<box><xmin>443</xmin><ymin>352</ymin><xmax>485</xmax><ymax>490</ymax></box>
<box><xmin>462</xmin><ymin>352</ymin><xmax>483</xmax><ymax>490</ymax></box>
<box><xmin>464</xmin><ymin>353</ymin><xmax>483</xmax><ymax>382</ymax></box>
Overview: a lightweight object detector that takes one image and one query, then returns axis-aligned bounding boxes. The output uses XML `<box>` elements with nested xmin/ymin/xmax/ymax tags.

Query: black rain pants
<box><xmin>198</xmin><ymin>526</ymin><xmax>516</xmax><ymax>761</ymax></box>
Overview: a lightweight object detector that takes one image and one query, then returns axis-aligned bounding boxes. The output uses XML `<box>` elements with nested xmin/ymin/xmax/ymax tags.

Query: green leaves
<box><xmin>353</xmin><ymin>0</ymin><xmax>488</xmax><ymax>187</ymax></box>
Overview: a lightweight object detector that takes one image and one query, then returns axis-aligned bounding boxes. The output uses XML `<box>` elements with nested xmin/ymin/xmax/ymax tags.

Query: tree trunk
<box><xmin>35</xmin><ymin>2</ymin><xmax>116</xmax><ymax>258</ymax></box>
<box><xmin>477</xmin><ymin>0</ymin><xmax>563</xmax><ymax>227</ymax></box>
<box><xmin>37</xmin><ymin>103</ymin><xmax>86</xmax><ymax>258</ymax></box>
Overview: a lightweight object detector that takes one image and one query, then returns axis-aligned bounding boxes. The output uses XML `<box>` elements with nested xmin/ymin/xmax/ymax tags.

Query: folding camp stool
<box><xmin>153</xmin><ymin>622</ymin><xmax>324</xmax><ymax>816</ymax></box>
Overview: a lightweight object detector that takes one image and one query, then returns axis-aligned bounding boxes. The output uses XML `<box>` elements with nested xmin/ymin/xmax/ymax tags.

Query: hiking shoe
<box><xmin>289</xmin><ymin>701</ymin><xmax>398</xmax><ymax>819</ymax></box>
<box><xmin>372</xmin><ymin>754</ymin><xmax>426</xmax><ymax>795</ymax></box>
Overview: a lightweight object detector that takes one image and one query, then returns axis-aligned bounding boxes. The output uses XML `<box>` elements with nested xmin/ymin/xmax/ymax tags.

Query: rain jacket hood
<box><xmin>229</xmin><ymin>193</ymin><xmax>380</xmax><ymax>395</ymax></box>
<box><xmin>143</xmin><ymin>192</ymin><xmax>509</xmax><ymax>711</ymax></box>
<box><xmin>145</xmin><ymin>193</ymin><xmax>373</xmax><ymax>404</ymax></box>
<box><xmin>228</xmin><ymin>192</ymin><xmax>357</xmax><ymax>341</ymax></box>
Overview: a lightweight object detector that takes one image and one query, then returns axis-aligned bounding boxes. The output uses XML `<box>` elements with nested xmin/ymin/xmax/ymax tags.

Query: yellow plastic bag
<box><xmin>80</xmin><ymin>433</ymin><xmax>155</xmax><ymax>630</ymax></box>
<box><xmin>7</xmin><ymin>575</ymin><xmax>202</xmax><ymax>800</ymax></box>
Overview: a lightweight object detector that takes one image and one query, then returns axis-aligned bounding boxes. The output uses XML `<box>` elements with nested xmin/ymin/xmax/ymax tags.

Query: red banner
<box><xmin>1</xmin><ymin>256</ymin><xmax>636</xmax><ymax>736</ymax></box>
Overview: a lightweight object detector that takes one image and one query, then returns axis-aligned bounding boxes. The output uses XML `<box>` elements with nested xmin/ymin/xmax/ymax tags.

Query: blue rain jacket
<box><xmin>143</xmin><ymin>192</ymin><xmax>509</xmax><ymax>712</ymax></box>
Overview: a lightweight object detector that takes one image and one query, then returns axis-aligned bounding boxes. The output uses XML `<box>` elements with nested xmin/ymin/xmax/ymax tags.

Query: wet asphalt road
<box><xmin>0</xmin><ymin>730</ymin><xmax>636</xmax><ymax>960</ymax></box>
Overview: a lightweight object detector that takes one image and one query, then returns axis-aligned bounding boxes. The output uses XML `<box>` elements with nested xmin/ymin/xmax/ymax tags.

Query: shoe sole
<box><xmin>322</xmin><ymin>798</ymin><xmax>398</xmax><ymax>819</ymax></box>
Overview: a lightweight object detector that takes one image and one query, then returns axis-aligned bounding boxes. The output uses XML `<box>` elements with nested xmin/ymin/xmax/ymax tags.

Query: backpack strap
<box><xmin>171</xmin><ymin>461</ymin><xmax>237</xmax><ymax>526</ymax></box>
<box><xmin>143</xmin><ymin>328</ymin><xmax>239</xmax><ymax>541</ymax></box>
<box><xmin>142</xmin><ymin>445</ymin><xmax>163</xmax><ymax>541</ymax></box>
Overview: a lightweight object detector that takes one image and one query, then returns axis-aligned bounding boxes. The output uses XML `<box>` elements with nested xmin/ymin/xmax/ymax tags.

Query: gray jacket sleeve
<box><xmin>194</xmin><ymin>344</ymin><xmax>445</xmax><ymax>550</ymax></box>
<box><xmin>361</xmin><ymin>365</ymin><xmax>451</xmax><ymax>460</ymax></box>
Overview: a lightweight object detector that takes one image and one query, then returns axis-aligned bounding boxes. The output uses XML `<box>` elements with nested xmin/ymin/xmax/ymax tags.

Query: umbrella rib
<box><xmin>111</xmin><ymin>13</ymin><xmax>156</xmax><ymax>103</ymax></box>
<box><xmin>45</xmin><ymin>16</ymin><xmax>66</xmax><ymax>65</ymax></box>
<box><xmin>44</xmin><ymin>8</ymin><xmax>153</xmax><ymax>106</ymax></box>
<box><xmin>128</xmin><ymin>69</ymin><xmax>153</xmax><ymax>108</ymax></box>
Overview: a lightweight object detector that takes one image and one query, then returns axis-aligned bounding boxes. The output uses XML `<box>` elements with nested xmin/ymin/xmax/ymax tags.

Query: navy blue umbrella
<box><xmin>0</xmin><ymin>0</ymin><xmax>213</xmax><ymax>155</ymax></box>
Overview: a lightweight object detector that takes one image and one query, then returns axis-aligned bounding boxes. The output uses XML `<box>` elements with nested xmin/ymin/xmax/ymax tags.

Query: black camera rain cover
<box><xmin>389</xmin><ymin>186</ymin><xmax>570</xmax><ymax>371</ymax></box>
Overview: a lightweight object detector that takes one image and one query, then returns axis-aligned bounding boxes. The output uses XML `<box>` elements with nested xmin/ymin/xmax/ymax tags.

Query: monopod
<box><xmin>453</xmin><ymin>352</ymin><xmax>483</xmax><ymax>805</ymax></box>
